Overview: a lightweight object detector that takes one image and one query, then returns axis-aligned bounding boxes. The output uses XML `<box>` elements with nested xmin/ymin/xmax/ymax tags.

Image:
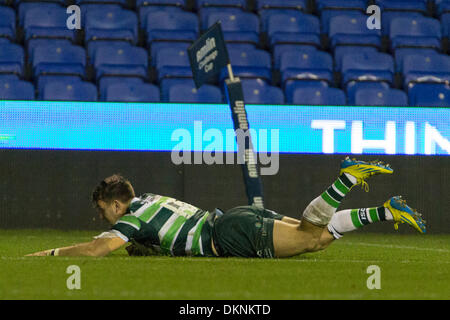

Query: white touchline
<box><xmin>343</xmin><ymin>241</ymin><xmax>450</xmax><ymax>253</ymax></box>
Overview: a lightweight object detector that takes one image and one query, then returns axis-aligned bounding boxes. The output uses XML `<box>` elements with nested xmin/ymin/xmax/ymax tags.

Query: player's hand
<box><xmin>25</xmin><ymin>249</ymin><xmax>53</xmax><ymax>256</ymax></box>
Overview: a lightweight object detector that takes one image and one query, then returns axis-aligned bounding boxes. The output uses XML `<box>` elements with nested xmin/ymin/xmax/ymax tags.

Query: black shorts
<box><xmin>212</xmin><ymin>206</ymin><xmax>284</xmax><ymax>259</ymax></box>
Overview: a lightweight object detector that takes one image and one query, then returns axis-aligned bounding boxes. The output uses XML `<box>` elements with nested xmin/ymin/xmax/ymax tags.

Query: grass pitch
<box><xmin>0</xmin><ymin>230</ymin><xmax>449</xmax><ymax>300</ymax></box>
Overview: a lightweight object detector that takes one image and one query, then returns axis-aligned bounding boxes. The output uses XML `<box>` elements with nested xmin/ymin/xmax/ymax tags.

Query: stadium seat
<box><xmin>32</xmin><ymin>43</ymin><xmax>87</xmax><ymax>80</ymax></box>
<box><xmin>199</xmin><ymin>7</ymin><xmax>244</xmax><ymax>31</ymax></box>
<box><xmin>317</xmin><ymin>0</ymin><xmax>366</xmax><ymax>33</ymax></box>
<box><xmin>408</xmin><ymin>83</ymin><xmax>450</xmax><ymax>107</ymax></box>
<box><xmin>267</xmin><ymin>12</ymin><xmax>321</xmax><ymax>49</ymax></box>
<box><xmin>94</xmin><ymin>46</ymin><xmax>149</xmax><ymax>81</ymax></box>
<box><xmin>257</xmin><ymin>0</ymin><xmax>307</xmax><ymax>32</ymax></box>
<box><xmin>138</xmin><ymin>4</ymin><xmax>185</xmax><ymax>31</ymax></box>
<box><xmin>389</xmin><ymin>17</ymin><xmax>442</xmax><ymax>51</ymax></box>
<box><xmin>0</xmin><ymin>43</ymin><xmax>25</xmax><ymax>77</ymax></box>
<box><xmin>441</xmin><ymin>13</ymin><xmax>450</xmax><ymax>40</ymax></box>
<box><xmin>381</xmin><ymin>11</ymin><xmax>424</xmax><ymax>36</ymax></box>
<box><xmin>36</xmin><ymin>75</ymin><xmax>83</xmax><ymax>95</ymax></box>
<box><xmin>150</xmin><ymin>42</ymin><xmax>191</xmax><ymax>66</ymax></box>
<box><xmin>328</xmin><ymin>14</ymin><xmax>382</xmax><ymax>49</ymax></box>
<box><xmin>219</xmin><ymin>48</ymin><xmax>272</xmax><ymax>83</ymax></box>
<box><xmin>290</xmin><ymin>86</ymin><xmax>346</xmax><ymax>105</ymax></box>
<box><xmin>18</xmin><ymin>2</ymin><xmax>61</xmax><ymax>27</ymax></box>
<box><xmin>27</xmin><ymin>39</ymin><xmax>73</xmax><ymax>65</ymax></box>
<box><xmin>436</xmin><ymin>0</ymin><xmax>450</xmax><ymax>16</ymax></box>
<box><xmin>76</xmin><ymin>0</ymin><xmax>128</xmax><ymax>6</ymax></box>
<box><xmin>334</xmin><ymin>46</ymin><xmax>379</xmax><ymax>72</ymax></box>
<box><xmin>87</xmin><ymin>40</ymin><xmax>133</xmax><ymax>63</ymax></box>
<box><xmin>85</xmin><ymin>6</ymin><xmax>138</xmax><ymax>44</ymax></box>
<box><xmin>279</xmin><ymin>50</ymin><xmax>333</xmax><ymax>86</ymax></box>
<box><xmin>375</xmin><ymin>0</ymin><xmax>428</xmax><ymax>13</ymax></box>
<box><xmin>0</xmin><ymin>79</ymin><xmax>35</xmax><ymax>100</ymax></box>
<box><xmin>196</xmin><ymin>0</ymin><xmax>246</xmax><ymax>9</ymax></box>
<box><xmin>353</xmin><ymin>87</ymin><xmax>408</xmax><ymax>106</ymax></box>
<box><xmin>103</xmin><ymin>82</ymin><xmax>160</xmax><ymax>102</ymax></box>
<box><xmin>402</xmin><ymin>54</ymin><xmax>450</xmax><ymax>89</ymax></box>
<box><xmin>346</xmin><ymin>81</ymin><xmax>391</xmax><ymax>105</ymax></box>
<box><xmin>205</xmin><ymin>11</ymin><xmax>260</xmax><ymax>45</ymax></box>
<box><xmin>241</xmin><ymin>79</ymin><xmax>285</xmax><ymax>104</ymax></box>
<box><xmin>98</xmin><ymin>76</ymin><xmax>144</xmax><ymax>98</ymax></box>
<box><xmin>394</xmin><ymin>48</ymin><xmax>440</xmax><ymax>73</ymax></box>
<box><xmin>0</xmin><ymin>6</ymin><xmax>15</xmax><ymax>41</ymax></box>
<box><xmin>167</xmin><ymin>82</ymin><xmax>223</xmax><ymax>103</ymax></box>
<box><xmin>145</xmin><ymin>11</ymin><xmax>199</xmax><ymax>44</ymax></box>
<box><xmin>155</xmin><ymin>47</ymin><xmax>192</xmax><ymax>81</ymax></box>
<box><xmin>23</xmin><ymin>5</ymin><xmax>76</xmax><ymax>41</ymax></box>
<box><xmin>273</xmin><ymin>44</ymin><xmax>317</xmax><ymax>71</ymax></box>
<box><xmin>340</xmin><ymin>52</ymin><xmax>394</xmax><ymax>87</ymax></box>
<box><xmin>41</xmin><ymin>80</ymin><xmax>98</xmax><ymax>101</ymax></box>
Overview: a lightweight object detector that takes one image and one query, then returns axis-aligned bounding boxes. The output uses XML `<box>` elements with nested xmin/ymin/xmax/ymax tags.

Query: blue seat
<box><xmin>76</xmin><ymin>0</ymin><xmax>128</xmax><ymax>5</ymax></box>
<box><xmin>340</xmin><ymin>52</ymin><xmax>394</xmax><ymax>87</ymax></box>
<box><xmin>219</xmin><ymin>48</ymin><xmax>272</xmax><ymax>82</ymax></box>
<box><xmin>78</xmin><ymin>4</ymin><xmax>123</xmax><ymax>27</ymax></box>
<box><xmin>36</xmin><ymin>75</ymin><xmax>83</xmax><ymax>95</ymax></box>
<box><xmin>0</xmin><ymin>79</ymin><xmax>35</xmax><ymax>100</ymax></box>
<box><xmin>375</xmin><ymin>0</ymin><xmax>428</xmax><ymax>13</ymax></box>
<box><xmin>205</xmin><ymin>11</ymin><xmax>260</xmax><ymax>45</ymax></box>
<box><xmin>94</xmin><ymin>46</ymin><xmax>148</xmax><ymax>80</ymax></box>
<box><xmin>273</xmin><ymin>44</ymin><xmax>317</xmax><ymax>71</ymax></box>
<box><xmin>27</xmin><ymin>39</ymin><xmax>73</xmax><ymax>65</ymax></box>
<box><xmin>139</xmin><ymin>5</ymin><xmax>184</xmax><ymax>31</ymax></box>
<box><xmin>291</xmin><ymin>86</ymin><xmax>346</xmax><ymax>105</ymax></box>
<box><xmin>150</xmin><ymin>42</ymin><xmax>191</xmax><ymax>66</ymax></box>
<box><xmin>85</xmin><ymin>7</ymin><xmax>138</xmax><ymax>44</ymax></box>
<box><xmin>441</xmin><ymin>13</ymin><xmax>450</xmax><ymax>39</ymax></box>
<box><xmin>328</xmin><ymin>14</ymin><xmax>382</xmax><ymax>49</ymax></box>
<box><xmin>167</xmin><ymin>81</ymin><xmax>223</xmax><ymax>103</ymax></box>
<box><xmin>98</xmin><ymin>76</ymin><xmax>144</xmax><ymax>98</ymax></box>
<box><xmin>146</xmin><ymin>11</ymin><xmax>199</xmax><ymax>43</ymax></box>
<box><xmin>196</xmin><ymin>0</ymin><xmax>246</xmax><ymax>9</ymax></box>
<box><xmin>199</xmin><ymin>7</ymin><xmax>243</xmax><ymax>31</ymax></box>
<box><xmin>390</xmin><ymin>17</ymin><xmax>442</xmax><ymax>50</ymax></box>
<box><xmin>155</xmin><ymin>47</ymin><xmax>192</xmax><ymax>81</ymax></box>
<box><xmin>334</xmin><ymin>46</ymin><xmax>379</xmax><ymax>72</ymax></box>
<box><xmin>41</xmin><ymin>80</ymin><xmax>98</xmax><ymax>101</ymax></box>
<box><xmin>18</xmin><ymin>3</ymin><xmax>61</xmax><ymax>27</ymax></box>
<box><xmin>87</xmin><ymin>40</ymin><xmax>133</xmax><ymax>63</ymax></box>
<box><xmin>402</xmin><ymin>54</ymin><xmax>450</xmax><ymax>89</ymax></box>
<box><xmin>436</xmin><ymin>0</ymin><xmax>450</xmax><ymax>16</ymax></box>
<box><xmin>241</xmin><ymin>79</ymin><xmax>285</xmax><ymax>104</ymax></box>
<box><xmin>316</xmin><ymin>0</ymin><xmax>366</xmax><ymax>12</ymax></box>
<box><xmin>353</xmin><ymin>88</ymin><xmax>408</xmax><ymax>106</ymax></box>
<box><xmin>320</xmin><ymin>10</ymin><xmax>363</xmax><ymax>35</ymax></box>
<box><xmin>0</xmin><ymin>43</ymin><xmax>25</xmax><ymax>77</ymax></box>
<box><xmin>32</xmin><ymin>43</ymin><xmax>86</xmax><ymax>79</ymax></box>
<box><xmin>408</xmin><ymin>83</ymin><xmax>450</xmax><ymax>107</ymax></box>
<box><xmin>0</xmin><ymin>6</ymin><xmax>15</xmax><ymax>41</ymax></box>
<box><xmin>346</xmin><ymin>81</ymin><xmax>391</xmax><ymax>104</ymax></box>
<box><xmin>381</xmin><ymin>11</ymin><xmax>424</xmax><ymax>36</ymax></box>
<box><xmin>394</xmin><ymin>48</ymin><xmax>440</xmax><ymax>73</ymax></box>
<box><xmin>258</xmin><ymin>0</ymin><xmax>307</xmax><ymax>32</ymax></box>
<box><xmin>103</xmin><ymin>82</ymin><xmax>160</xmax><ymax>102</ymax></box>
<box><xmin>23</xmin><ymin>5</ymin><xmax>76</xmax><ymax>41</ymax></box>
<box><xmin>280</xmin><ymin>50</ymin><xmax>333</xmax><ymax>86</ymax></box>
<box><xmin>267</xmin><ymin>12</ymin><xmax>321</xmax><ymax>48</ymax></box>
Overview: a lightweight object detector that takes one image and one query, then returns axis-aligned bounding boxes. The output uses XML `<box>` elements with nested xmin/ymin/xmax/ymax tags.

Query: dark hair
<box><xmin>91</xmin><ymin>174</ymin><xmax>135</xmax><ymax>215</ymax></box>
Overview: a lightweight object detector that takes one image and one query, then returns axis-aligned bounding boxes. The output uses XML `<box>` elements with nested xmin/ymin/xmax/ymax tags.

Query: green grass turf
<box><xmin>0</xmin><ymin>229</ymin><xmax>449</xmax><ymax>300</ymax></box>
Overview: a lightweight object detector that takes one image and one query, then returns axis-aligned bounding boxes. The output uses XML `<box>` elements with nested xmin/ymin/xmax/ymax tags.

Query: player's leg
<box><xmin>273</xmin><ymin>157</ymin><xmax>394</xmax><ymax>258</ymax></box>
<box><xmin>327</xmin><ymin>196</ymin><xmax>426</xmax><ymax>240</ymax></box>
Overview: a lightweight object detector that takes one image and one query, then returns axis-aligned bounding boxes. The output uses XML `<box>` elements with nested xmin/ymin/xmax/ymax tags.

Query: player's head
<box><xmin>91</xmin><ymin>174</ymin><xmax>135</xmax><ymax>224</ymax></box>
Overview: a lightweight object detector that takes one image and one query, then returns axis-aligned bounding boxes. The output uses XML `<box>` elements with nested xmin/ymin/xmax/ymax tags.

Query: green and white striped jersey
<box><xmin>110</xmin><ymin>193</ymin><xmax>215</xmax><ymax>257</ymax></box>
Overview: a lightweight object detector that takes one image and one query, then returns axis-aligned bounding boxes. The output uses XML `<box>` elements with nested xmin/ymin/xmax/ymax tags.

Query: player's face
<box><xmin>96</xmin><ymin>200</ymin><xmax>126</xmax><ymax>225</ymax></box>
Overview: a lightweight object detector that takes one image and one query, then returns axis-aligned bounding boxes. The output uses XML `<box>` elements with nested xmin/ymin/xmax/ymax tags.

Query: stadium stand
<box><xmin>0</xmin><ymin>78</ymin><xmax>35</xmax><ymax>100</ymax></box>
<box><xmin>353</xmin><ymin>87</ymin><xmax>408</xmax><ymax>106</ymax></box>
<box><xmin>291</xmin><ymin>86</ymin><xmax>346</xmax><ymax>105</ymax></box>
<box><xmin>0</xmin><ymin>0</ymin><xmax>447</xmax><ymax>107</ymax></box>
<box><xmin>40</xmin><ymin>80</ymin><xmax>98</xmax><ymax>101</ymax></box>
<box><xmin>102</xmin><ymin>82</ymin><xmax>160</xmax><ymax>102</ymax></box>
<box><xmin>167</xmin><ymin>81</ymin><xmax>223</xmax><ymax>103</ymax></box>
<box><xmin>408</xmin><ymin>83</ymin><xmax>450</xmax><ymax>106</ymax></box>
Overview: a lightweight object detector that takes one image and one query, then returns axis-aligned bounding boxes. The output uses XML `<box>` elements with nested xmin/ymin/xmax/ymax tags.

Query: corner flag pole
<box><xmin>187</xmin><ymin>21</ymin><xmax>265</xmax><ymax>208</ymax></box>
<box><xmin>224</xmin><ymin>63</ymin><xmax>265</xmax><ymax>209</ymax></box>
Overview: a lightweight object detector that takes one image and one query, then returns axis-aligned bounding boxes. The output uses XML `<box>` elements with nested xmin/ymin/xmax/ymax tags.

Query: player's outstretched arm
<box><xmin>25</xmin><ymin>237</ymin><xmax>126</xmax><ymax>257</ymax></box>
